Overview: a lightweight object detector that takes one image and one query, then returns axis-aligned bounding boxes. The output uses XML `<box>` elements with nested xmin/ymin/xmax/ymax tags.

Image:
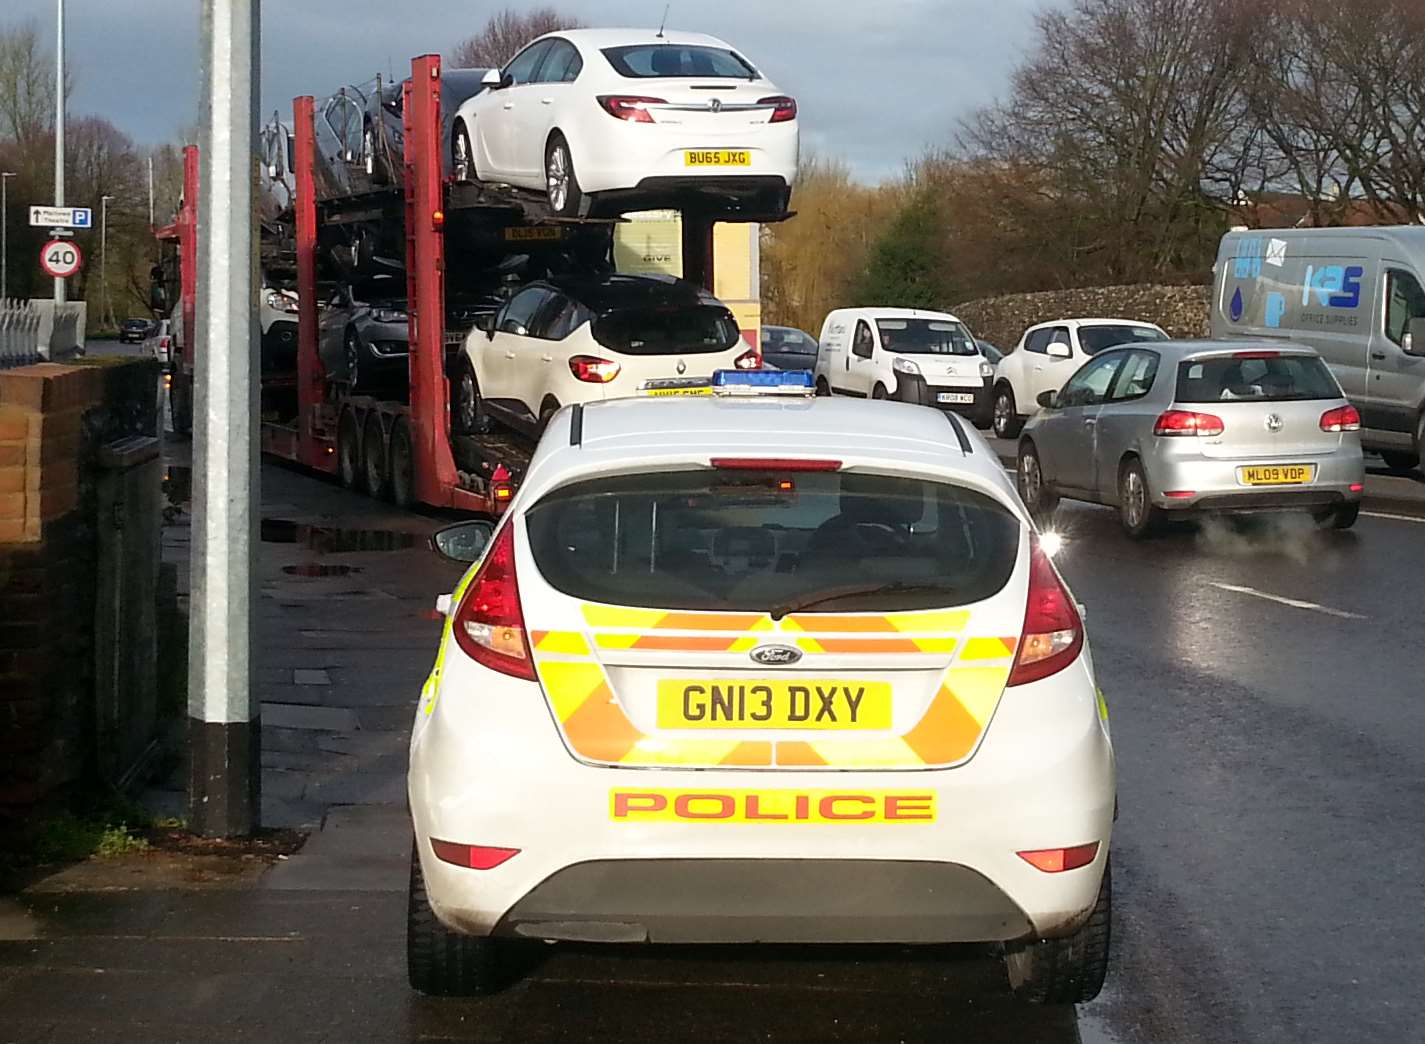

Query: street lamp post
<box><xmin>101</xmin><ymin>194</ymin><xmax>113</xmax><ymax>327</ymax></box>
<box><xmin>1</xmin><ymin>172</ymin><xmax>16</xmax><ymax>301</ymax></box>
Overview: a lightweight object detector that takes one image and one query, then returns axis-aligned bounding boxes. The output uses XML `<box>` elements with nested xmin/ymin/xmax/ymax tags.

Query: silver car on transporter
<box><xmin>1015</xmin><ymin>340</ymin><xmax>1365</xmax><ymax>538</ymax></box>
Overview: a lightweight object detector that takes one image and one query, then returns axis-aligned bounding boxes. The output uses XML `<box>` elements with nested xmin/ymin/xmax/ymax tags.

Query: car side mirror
<box><xmin>431</xmin><ymin>520</ymin><xmax>495</xmax><ymax>564</ymax></box>
<box><xmin>1036</xmin><ymin>390</ymin><xmax>1058</xmax><ymax>409</ymax></box>
<box><xmin>482</xmin><ymin>68</ymin><xmax>503</xmax><ymax>87</ymax></box>
<box><xmin>1405</xmin><ymin>317</ymin><xmax>1425</xmax><ymax>357</ymax></box>
<box><xmin>1047</xmin><ymin>342</ymin><xmax>1072</xmax><ymax>359</ymax></box>
<box><xmin>473</xmin><ymin>313</ymin><xmax>495</xmax><ymax>334</ymax></box>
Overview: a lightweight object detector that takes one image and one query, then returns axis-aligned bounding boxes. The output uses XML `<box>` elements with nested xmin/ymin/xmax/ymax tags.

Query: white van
<box><xmin>813</xmin><ymin>307</ymin><xmax>993</xmax><ymax>426</ymax></box>
<box><xmin>1213</xmin><ymin>227</ymin><xmax>1425</xmax><ymax>468</ymax></box>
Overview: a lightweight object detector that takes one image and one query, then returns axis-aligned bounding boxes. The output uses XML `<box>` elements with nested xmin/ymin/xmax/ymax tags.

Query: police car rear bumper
<box><xmin>492</xmin><ymin>858</ymin><xmax>1033</xmax><ymax>944</ymax></box>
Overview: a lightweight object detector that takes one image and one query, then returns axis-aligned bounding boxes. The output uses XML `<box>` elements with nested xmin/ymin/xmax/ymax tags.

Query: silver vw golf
<box><xmin>1016</xmin><ymin>340</ymin><xmax>1365</xmax><ymax>537</ymax></box>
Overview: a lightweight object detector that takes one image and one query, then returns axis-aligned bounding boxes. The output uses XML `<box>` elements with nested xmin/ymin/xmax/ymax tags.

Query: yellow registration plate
<box><xmin>684</xmin><ymin>149</ymin><xmax>751</xmax><ymax>167</ymax></box>
<box><xmin>656</xmin><ymin>679</ymin><xmax>891</xmax><ymax>730</ymax></box>
<box><xmin>642</xmin><ymin>385</ymin><xmax>712</xmax><ymax>397</ymax></box>
<box><xmin>1238</xmin><ymin>464</ymin><xmax>1315</xmax><ymax>486</ymax></box>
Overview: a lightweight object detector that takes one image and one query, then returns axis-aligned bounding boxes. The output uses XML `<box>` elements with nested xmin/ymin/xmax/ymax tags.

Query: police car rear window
<box><xmin>1176</xmin><ymin>354</ymin><xmax>1341</xmax><ymax>403</ymax></box>
<box><xmin>524</xmin><ymin>470</ymin><xmax>1020</xmax><ymax>613</ymax></box>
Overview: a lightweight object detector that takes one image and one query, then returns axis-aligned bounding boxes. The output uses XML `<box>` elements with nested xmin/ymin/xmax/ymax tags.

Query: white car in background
<box><xmin>449</xmin><ymin>29</ymin><xmax>798</xmax><ymax>217</ymax></box>
<box><xmin>992</xmin><ymin>318</ymin><xmax>1169</xmax><ymax>438</ymax></box>
<box><xmin>454</xmin><ymin>273</ymin><xmax>760</xmax><ymax>438</ymax></box>
<box><xmin>814</xmin><ymin>307</ymin><xmax>994</xmax><ymax>427</ymax></box>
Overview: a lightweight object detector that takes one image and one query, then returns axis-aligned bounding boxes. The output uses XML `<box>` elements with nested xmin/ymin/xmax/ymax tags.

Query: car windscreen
<box><xmin>601</xmin><ymin>45</ymin><xmax>758</xmax><ymax>79</ymax></box>
<box><xmin>591</xmin><ymin>305</ymin><xmax>741</xmax><ymax>356</ymax></box>
<box><xmin>1079</xmin><ymin>325</ymin><xmax>1166</xmax><ymax>356</ymax></box>
<box><xmin>1176</xmin><ymin>354</ymin><xmax>1342</xmax><ymax>402</ymax></box>
<box><xmin>762</xmin><ymin>328</ymin><xmax>817</xmax><ymax>354</ymax></box>
<box><xmin>524</xmin><ymin>469</ymin><xmax>1021</xmax><ymax>613</ymax></box>
<box><xmin>876</xmin><ymin>319</ymin><xmax>978</xmax><ymax>356</ymax></box>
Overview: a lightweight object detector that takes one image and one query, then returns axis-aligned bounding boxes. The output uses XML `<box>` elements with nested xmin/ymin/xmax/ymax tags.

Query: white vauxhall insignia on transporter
<box><xmin>407</xmin><ymin>371</ymin><xmax>1116</xmax><ymax>1004</ymax></box>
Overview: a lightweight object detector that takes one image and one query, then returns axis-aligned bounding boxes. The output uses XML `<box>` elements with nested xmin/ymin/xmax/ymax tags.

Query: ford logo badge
<box><xmin>750</xmin><ymin>644</ymin><xmax>802</xmax><ymax>666</ymax></box>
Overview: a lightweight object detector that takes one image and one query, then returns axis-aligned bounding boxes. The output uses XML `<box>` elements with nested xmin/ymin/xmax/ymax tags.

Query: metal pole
<box><xmin>53</xmin><ymin>0</ymin><xmax>65</xmax><ymax>307</ymax></box>
<box><xmin>101</xmin><ymin>194</ymin><xmax>112</xmax><ymax>327</ymax></box>
<box><xmin>189</xmin><ymin>0</ymin><xmax>260</xmax><ymax>838</ymax></box>
<box><xmin>148</xmin><ymin>156</ymin><xmax>155</xmax><ymax>228</ymax></box>
<box><xmin>1</xmin><ymin>172</ymin><xmax>14</xmax><ymax>302</ymax></box>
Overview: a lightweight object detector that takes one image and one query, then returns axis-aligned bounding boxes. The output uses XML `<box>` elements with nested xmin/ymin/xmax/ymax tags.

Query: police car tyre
<box><xmin>1017</xmin><ymin>441</ymin><xmax>1058</xmax><ymax>526</ymax></box>
<box><xmin>338</xmin><ymin>411</ymin><xmax>363</xmax><ymax>491</ymax></box>
<box><xmin>993</xmin><ymin>385</ymin><xmax>1022</xmax><ymax>438</ymax></box>
<box><xmin>1118</xmin><ymin>457</ymin><xmax>1164</xmax><ymax>539</ymax></box>
<box><xmin>1005</xmin><ymin>860</ymin><xmax>1111</xmax><ymax>1005</ymax></box>
<box><xmin>407</xmin><ymin>841</ymin><xmax>502</xmax><ymax>996</ymax></box>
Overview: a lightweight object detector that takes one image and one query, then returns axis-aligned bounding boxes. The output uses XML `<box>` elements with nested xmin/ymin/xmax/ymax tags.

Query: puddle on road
<box><xmin>282</xmin><ymin>563</ymin><xmax>361</xmax><ymax>578</ymax></box>
<box><xmin>260</xmin><ymin>518</ymin><xmax>420</xmax><ymax>552</ymax></box>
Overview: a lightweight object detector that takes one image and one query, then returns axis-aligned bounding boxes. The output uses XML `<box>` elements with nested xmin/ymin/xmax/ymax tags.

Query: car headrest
<box><xmin>840</xmin><ymin>473</ymin><xmax>924</xmax><ymax>525</ymax></box>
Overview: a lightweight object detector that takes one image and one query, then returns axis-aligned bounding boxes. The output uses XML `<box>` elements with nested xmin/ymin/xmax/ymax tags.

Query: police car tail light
<box><xmin>1319</xmin><ymin>405</ymin><xmax>1360</xmax><ymax>432</ymax></box>
<box><xmin>1017</xmin><ymin>842</ymin><xmax>1098</xmax><ymax>873</ymax></box>
<box><xmin>759</xmin><ymin>96</ymin><xmax>798</xmax><ymax>123</ymax></box>
<box><xmin>569</xmin><ymin>355</ymin><xmax>621</xmax><ymax>383</ymax></box>
<box><xmin>734</xmin><ymin>347</ymin><xmax>762</xmax><ymax>369</ymax></box>
<box><xmin>451</xmin><ymin>524</ymin><xmax>534</xmax><ymax>680</ymax></box>
<box><xmin>1154</xmin><ymin>410</ymin><xmax>1224</xmax><ymax>437</ymax></box>
<box><xmin>430</xmin><ymin>839</ymin><xmax>520</xmax><ymax>870</ymax></box>
<box><xmin>712</xmin><ymin>457</ymin><xmax>842</xmax><ymax>471</ymax></box>
<box><xmin>598</xmin><ymin>95</ymin><xmax>664</xmax><ymax>123</ymax></box>
<box><xmin>1008</xmin><ymin>540</ymin><xmax>1083</xmax><ymax>687</ymax></box>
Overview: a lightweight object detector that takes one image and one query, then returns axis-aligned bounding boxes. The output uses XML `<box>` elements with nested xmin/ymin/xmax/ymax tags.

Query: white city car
<box><xmin>450</xmin><ymin>29</ymin><xmax>799</xmax><ymax>217</ymax></box>
<box><xmin>454</xmin><ymin>274</ymin><xmax>760</xmax><ymax>438</ymax></box>
<box><xmin>992</xmin><ymin>318</ymin><xmax>1168</xmax><ymax>438</ymax></box>
<box><xmin>408</xmin><ymin>374</ymin><xmax>1116</xmax><ymax>1003</ymax></box>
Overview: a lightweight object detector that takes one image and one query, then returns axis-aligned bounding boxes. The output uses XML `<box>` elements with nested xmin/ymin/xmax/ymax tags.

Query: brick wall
<box><xmin>0</xmin><ymin>359</ymin><xmax>161</xmax><ymax>811</ymax></box>
<box><xmin>952</xmin><ymin>284</ymin><xmax>1212</xmax><ymax>350</ymax></box>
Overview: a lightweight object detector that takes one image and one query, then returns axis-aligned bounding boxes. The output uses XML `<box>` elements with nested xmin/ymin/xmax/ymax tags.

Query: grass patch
<box><xmin>1</xmin><ymin>793</ymin><xmax>158</xmax><ymax>874</ymax></box>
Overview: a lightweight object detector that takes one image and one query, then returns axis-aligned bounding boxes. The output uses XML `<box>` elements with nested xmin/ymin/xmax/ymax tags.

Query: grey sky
<box><xmin>7</xmin><ymin>0</ymin><xmax>1042</xmax><ymax>181</ymax></box>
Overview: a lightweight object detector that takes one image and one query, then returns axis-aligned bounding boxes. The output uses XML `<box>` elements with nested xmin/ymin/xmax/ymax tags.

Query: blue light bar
<box><xmin>710</xmin><ymin>369</ymin><xmax>816</xmax><ymax>395</ymax></box>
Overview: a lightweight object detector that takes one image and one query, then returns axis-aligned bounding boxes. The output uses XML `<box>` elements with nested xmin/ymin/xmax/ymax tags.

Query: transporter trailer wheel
<box><xmin>1005</xmin><ymin>860</ymin><xmax>1112</xmax><ymax>1005</ymax></box>
<box><xmin>407</xmin><ymin>841</ymin><xmax>505</xmax><ymax>997</ymax></box>
<box><xmin>337</xmin><ymin>411</ymin><xmax>363</xmax><ymax>492</ymax></box>
<box><xmin>388</xmin><ymin>418</ymin><xmax>415</xmax><ymax>509</ymax></box>
<box><xmin>363</xmin><ymin>413</ymin><xmax>389</xmax><ymax>500</ymax></box>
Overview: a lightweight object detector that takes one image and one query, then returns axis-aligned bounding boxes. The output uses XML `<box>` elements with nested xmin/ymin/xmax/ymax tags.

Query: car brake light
<box><xmin>759</xmin><ymin>95</ymin><xmax>797</xmax><ymax>123</ymax></box>
<box><xmin>734</xmin><ymin>347</ymin><xmax>761</xmax><ymax>370</ymax></box>
<box><xmin>1233</xmin><ymin>350</ymin><xmax>1280</xmax><ymax>359</ymax></box>
<box><xmin>1008</xmin><ymin>539</ymin><xmax>1084</xmax><ymax>686</ymax></box>
<box><xmin>597</xmin><ymin>95</ymin><xmax>664</xmax><ymax>123</ymax></box>
<box><xmin>1017</xmin><ymin>842</ymin><xmax>1099</xmax><ymax>873</ymax></box>
<box><xmin>1154</xmin><ymin>409</ymin><xmax>1224</xmax><ymax>437</ymax></box>
<box><xmin>569</xmin><ymin>355</ymin><xmax>621</xmax><ymax>383</ymax></box>
<box><xmin>450</xmin><ymin>523</ymin><xmax>534</xmax><ymax>680</ymax></box>
<box><xmin>1320</xmin><ymin>405</ymin><xmax>1360</xmax><ymax>432</ymax></box>
<box><xmin>711</xmin><ymin>458</ymin><xmax>842</xmax><ymax>471</ymax></box>
<box><xmin>430</xmin><ymin>839</ymin><xmax>520</xmax><ymax>870</ymax></box>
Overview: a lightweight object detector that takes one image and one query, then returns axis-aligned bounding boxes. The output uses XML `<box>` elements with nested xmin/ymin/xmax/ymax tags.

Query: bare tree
<box><xmin>450</xmin><ymin>8</ymin><xmax>586</xmax><ymax>69</ymax></box>
<box><xmin>0</xmin><ymin>19</ymin><xmax>58</xmax><ymax>148</ymax></box>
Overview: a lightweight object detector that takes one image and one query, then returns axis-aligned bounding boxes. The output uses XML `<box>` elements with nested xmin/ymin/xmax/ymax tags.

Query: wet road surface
<box><xmin>4</xmin><ymin>383</ymin><xmax>1424</xmax><ymax>1039</ymax></box>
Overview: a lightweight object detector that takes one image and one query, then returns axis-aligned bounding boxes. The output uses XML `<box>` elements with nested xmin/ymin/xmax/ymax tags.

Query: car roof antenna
<box><xmin>656</xmin><ymin>3</ymin><xmax>670</xmax><ymax>39</ymax></box>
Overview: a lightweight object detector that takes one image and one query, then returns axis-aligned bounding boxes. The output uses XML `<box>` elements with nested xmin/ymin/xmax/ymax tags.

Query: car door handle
<box><xmin>502</xmin><ymin>102</ymin><xmax>515</xmax><ymax>110</ymax></box>
<box><xmin>1371</xmin><ymin>351</ymin><xmax>1387</xmax><ymax>360</ymax></box>
<box><xmin>540</xmin><ymin>354</ymin><xmax>553</xmax><ymax>363</ymax></box>
<box><xmin>1083</xmin><ymin>417</ymin><xmax>1097</xmax><ymax>426</ymax></box>
<box><xmin>504</xmin><ymin>351</ymin><xmax>516</xmax><ymax>359</ymax></box>
<box><xmin>1032</xmin><ymin>365</ymin><xmax>1044</xmax><ymax>372</ymax></box>
<box><xmin>540</xmin><ymin>98</ymin><xmax>553</xmax><ymax>105</ymax></box>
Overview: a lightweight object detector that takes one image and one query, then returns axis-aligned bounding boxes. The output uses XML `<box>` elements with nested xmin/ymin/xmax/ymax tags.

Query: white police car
<box><xmin>408</xmin><ymin>370</ymin><xmax>1115</xmax><ymax>1003</ymax></box>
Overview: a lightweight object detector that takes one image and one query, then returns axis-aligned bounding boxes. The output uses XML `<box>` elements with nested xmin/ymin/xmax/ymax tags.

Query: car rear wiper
<box><xmin>769</xmin><ymin>582</ymin><xmax>953</xmax><ymax>620</ymax></box>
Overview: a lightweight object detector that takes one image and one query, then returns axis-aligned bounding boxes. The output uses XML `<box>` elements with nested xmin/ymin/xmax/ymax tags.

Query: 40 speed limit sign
<box><xmin>40</xmin><ymin>239</ymin><xmax>83</xmax><ymax>278</ymax></box>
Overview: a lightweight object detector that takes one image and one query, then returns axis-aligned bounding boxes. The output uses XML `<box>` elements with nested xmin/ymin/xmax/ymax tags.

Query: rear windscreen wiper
<box><xmin>769</xmin><ymin>582</ymin><xmax>952</xmax><ymax>620</ymax></box>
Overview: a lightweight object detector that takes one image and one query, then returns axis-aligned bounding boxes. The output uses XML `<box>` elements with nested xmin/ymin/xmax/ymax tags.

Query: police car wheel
<box><xmin>407</xmin><ymin>841</ymin><xmax>503</xmax><ymax>996</ymax></box>
<box><xmin>1005</xmin><ymin>860</ymin><xmax>1111</xmax><ymax>1005</ymax></box>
